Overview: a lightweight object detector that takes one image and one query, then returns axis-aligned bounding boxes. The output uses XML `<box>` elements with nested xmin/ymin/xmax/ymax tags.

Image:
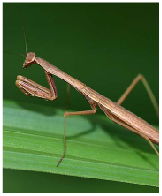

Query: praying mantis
<box><xmin>15</xmin><ymin>52</ymin><xmax>159</xmax><ymax>167</ymax></box>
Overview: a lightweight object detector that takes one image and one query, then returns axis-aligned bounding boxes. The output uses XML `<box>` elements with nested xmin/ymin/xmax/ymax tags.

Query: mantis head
<box><xmin>23</xmin><ymin>52</ymin><xmax>36</xmax><ymax>68</ymax></box>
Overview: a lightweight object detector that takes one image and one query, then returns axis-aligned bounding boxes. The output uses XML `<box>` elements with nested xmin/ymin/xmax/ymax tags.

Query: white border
<box><xmin>1</xmin><ymin>0</ymin><xmax>160</xmax><ymax>195</ymax></box>
<box><xmin>1</xmin><ymin>0</ymin><xmax>161</xmax><ymax>2</ymax></box>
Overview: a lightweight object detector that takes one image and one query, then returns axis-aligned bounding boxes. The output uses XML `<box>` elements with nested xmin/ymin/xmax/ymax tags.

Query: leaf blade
<box><xmin>3</xmin><ymin>100</ymin><xmax>159</xmax><ymax>186</ymax></box>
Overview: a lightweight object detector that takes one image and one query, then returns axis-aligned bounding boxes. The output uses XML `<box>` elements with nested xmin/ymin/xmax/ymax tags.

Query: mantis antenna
<box><xmin>5</xmin><ymin>28</ymin><xmax>28</xmax><ymax>58</ymax></box>
<box><xmin>22</xmin><ymin>27</ymin><xmax>28</xmax><ymax>55</ymax></box>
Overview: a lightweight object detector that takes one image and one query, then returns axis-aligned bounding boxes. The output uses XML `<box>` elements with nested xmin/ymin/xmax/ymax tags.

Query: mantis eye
<box><xmin>23</xmin><ymin>52</ymin><xmax>36</xmax><ymax>68</ymax></box>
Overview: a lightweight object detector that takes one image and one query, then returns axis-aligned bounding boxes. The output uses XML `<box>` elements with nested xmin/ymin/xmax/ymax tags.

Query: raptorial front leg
<box><xmin>117</xmin><ymin>74</ymin><xmax>158</xmax><ymax>117</ymax></box>
<box><xmin>16</xmin><ymin>71</ymin><xmax>58</xmax><ymax>101</ymax></box>
<box><xmin>57</xmin><ymin>98</ymin><xmax>97</xmax><ymax>167</ymax></box>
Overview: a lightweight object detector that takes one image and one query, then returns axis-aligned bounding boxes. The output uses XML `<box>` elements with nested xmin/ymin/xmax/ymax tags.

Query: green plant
<box><xmin>4</xmin><ymin>100</ymin><xmax>159</xmax><ymax>187</ymax></box>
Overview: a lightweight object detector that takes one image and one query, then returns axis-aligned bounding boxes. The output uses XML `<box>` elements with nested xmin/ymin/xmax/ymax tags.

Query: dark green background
<box><xmin>3</xmin><ymin>3</ymin><xmax>159</xmax><ymax>193</ymax></box>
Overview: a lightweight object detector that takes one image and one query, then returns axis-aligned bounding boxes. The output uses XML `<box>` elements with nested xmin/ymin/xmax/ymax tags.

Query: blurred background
<box><xmin>3</xmin><ymin>3</ymin><xmax>159</xmax><ymax>193</ymax></box>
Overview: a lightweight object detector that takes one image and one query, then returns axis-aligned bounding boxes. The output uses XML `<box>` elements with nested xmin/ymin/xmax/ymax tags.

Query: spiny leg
<box><xmin>16</xmin><ymin>70</ymin><xmax>58</xmax><ymax>101</ymax></box>
<box><xmin>44</xmin><ymin>71</ymin><xmax>58</xmax><ymax>100</ymax></box>
<box><xmin>117</xmin><ymin>74</ymin><xmax>158</xmax><ymax>117</ymax></box>
<box><xmin>56</xmin><ymin>98</ymin><xmax>97</xmax><ymax>167</ymax></box>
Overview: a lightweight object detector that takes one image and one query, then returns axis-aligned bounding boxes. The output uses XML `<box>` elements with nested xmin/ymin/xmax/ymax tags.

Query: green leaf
<box><xmin>3</xmin><ymin>100</ymin><xmax>159</xmax><ymax>187</ymax></box>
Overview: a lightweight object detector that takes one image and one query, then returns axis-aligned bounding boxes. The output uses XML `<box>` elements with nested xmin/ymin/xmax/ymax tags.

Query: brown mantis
<box><xmin>15</xmin><ymin>52</ymin><xmax>159</xmax><ymax>167</ymax></box>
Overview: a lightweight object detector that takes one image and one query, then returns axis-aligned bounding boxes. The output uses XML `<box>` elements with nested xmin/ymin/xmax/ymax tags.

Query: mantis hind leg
<box><xmin>138</xmin><ymin>133</ymin><xmax>159</xmax><ymax>156</ymax></box>
<box><xmin>116</xmin><ymin>74</ymin><xmax>159</xmax><ymax>155</ymax></box>
<box><xmin>117</xmin><ymin>74</ymin><xmax>158</xmax><ymax>117</ymax></box>
<box><xmin>100</xmin><ymin>105</ymin><xmax>159</xmax><ymax>156</ymax></box>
